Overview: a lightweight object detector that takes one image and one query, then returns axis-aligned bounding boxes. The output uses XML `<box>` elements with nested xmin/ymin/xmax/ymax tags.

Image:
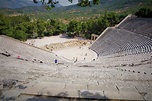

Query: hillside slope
<box><xmin>0</xmin><ymin>0</ymin><xmax>41</xmax><ymax>9</ymax></box>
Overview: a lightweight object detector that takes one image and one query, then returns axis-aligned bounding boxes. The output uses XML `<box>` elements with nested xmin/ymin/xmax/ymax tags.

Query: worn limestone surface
<box><xmin>0</xmin><ymin>50</ymin><xmax>152</xmax><ymax>100</ymax></box>
<box><xmin>0</xmin><ymin>15</ymin><xmax>152</xmax><ymax>100</ymax></box>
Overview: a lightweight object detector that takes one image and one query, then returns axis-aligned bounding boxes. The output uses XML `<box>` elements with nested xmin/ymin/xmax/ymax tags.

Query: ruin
<box><xmin>0</xmin><ymin>15</ymin><xmax>152</xmax><ymax>101</ymax></box>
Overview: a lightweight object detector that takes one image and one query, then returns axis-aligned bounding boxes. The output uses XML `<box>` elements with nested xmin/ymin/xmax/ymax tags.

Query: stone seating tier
<box><xmin>90</xmin><ymin>27</ymin><xmax>152</xmax><ymax>57</ymax></box>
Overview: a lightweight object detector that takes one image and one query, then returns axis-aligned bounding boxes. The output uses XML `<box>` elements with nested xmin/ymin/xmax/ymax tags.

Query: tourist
<box><xmin>85</xmin><ymin>53</ymin><xmax>87</xmax><ymax>56</ymax></box>
<box><xmin>74</xmin><ymin>57</ymin><xmax>77</xmax><ymax>63</ymax></box>
<box><xmin>54</xmin><ymin>59</ymin><xmax>58</xmax><ymax>64</ymax></box>
<box><xmin>17</xmin><ymin>56</ymin><xmax>20</xmax><ymax>59</ymax></box>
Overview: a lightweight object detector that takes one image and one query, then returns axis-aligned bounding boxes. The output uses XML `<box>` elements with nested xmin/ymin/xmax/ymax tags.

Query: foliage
<box><xmin>0</xmin><ymin>11</ymin><xmax>126</xmax><ymax>41</ymax></box>
<box><xmin>135</xmin><ymin>7</ymin><xmax>152</xmax><ymax>18</ymax></box>
<box><xmin>67</xmin><ymin>12</ymin><xmax>126</xmax><ymax>38</ymax></box>
<box><xmin>33</xmin><ymin>0</ymin><xmax>100</xmax><ymax>8</ymax></box>
<box><xmin>93</xmin><ymin>0</ymin><xmax>100</xmax><ymax>5</ymax></box>
<box><xmin>66</xmin><ymin>32</ymin><xmax>75</xmax><ymax>38</ymax></box>
<box><xmin>67</xmin><ymin>20</ymin><xmax>82</xmax><ymax>36</ymax></box>
<box><xmin>0</xmin><ymin>0</ymin><xmax>151</xmax><ymax>41</ymax></box>
<box><xmin>77</xmin><ymin>0</ymin><xmax>91</xmax><ymax>7</ymax></box>
<box><xmin>0</xmin><ymin>13</ymin><xmax>67</xmax><ymax>41</ymax></box>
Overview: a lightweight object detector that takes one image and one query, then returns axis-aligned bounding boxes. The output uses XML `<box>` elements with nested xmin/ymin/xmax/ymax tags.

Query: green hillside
<box><xmin>22</xmin><ymin>0</ymin><xmax>152</xmax><ymax>20</ymax></box>
<box><xmin>0</xmin><ymin>0</ymin><xmax>151</xmax><ymax>21</ymax></box>
<box><xmin>0</xmin><ymin>0</ymin><xmax>151</xmax><ymax>41</ymax></box>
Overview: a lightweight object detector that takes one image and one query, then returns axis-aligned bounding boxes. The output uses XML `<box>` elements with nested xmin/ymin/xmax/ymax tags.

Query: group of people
<box><xmin>0</xmin><ymin>51</ymin><xmax>11</xmax><ymax>57</ymax></box>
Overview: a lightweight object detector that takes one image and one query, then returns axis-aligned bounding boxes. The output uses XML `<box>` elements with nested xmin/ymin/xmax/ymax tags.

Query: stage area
<box><xmin>25</xmin><ymin>34</ymin><xmax>97</xmax><ymax>62</ymax></box>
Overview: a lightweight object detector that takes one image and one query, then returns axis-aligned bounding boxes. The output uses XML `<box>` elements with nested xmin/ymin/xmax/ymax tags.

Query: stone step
<box><xmin>20</xmin><ymin>82</ymin><xmax>144</xmax><ymax>100</ymax></box>
<box><xmin>144</xmin><ymin>92</ymin><xmax>152</xmax><ymax>101</ymax></box>
<box><xmin>88</xmin><ymin>84</ymin><xmax>118</xmax><ymax>92</ymax></box>
<box><xmin>104</xmin><ymin>91</ymin><xmax>144</xmax><ymax>101</ymax></box>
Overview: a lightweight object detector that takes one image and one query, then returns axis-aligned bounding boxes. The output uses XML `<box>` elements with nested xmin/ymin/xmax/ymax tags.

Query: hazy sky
<box><xmin>28</xmin><ymin>0</ymin><xmax>78</xmax><ymax>6</ymax></box>
<box><xmin>58</xmin><ymin>0</ymin><xmax>78</xmax><ymax>6</ymax></box>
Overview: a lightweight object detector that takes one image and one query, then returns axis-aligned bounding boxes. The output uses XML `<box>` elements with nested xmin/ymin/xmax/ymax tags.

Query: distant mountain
<box><xmin>98</xmin><ymin>0</ymin><xmax>152</xmax><ymax>9</ymax></box>
<box><xmin>0</xmin><ymin>0</ymin><xmax>41</xmax><ymax>9</ymax></box>
<box><xmin>52</xmin><ymin>0</ymin><xmax>151</xmax><ymax>13</ymax></box>
<box><xmin>0</xmin><ymin>0</ymin><xmax>151</xmax><ymax>15</ymax></box>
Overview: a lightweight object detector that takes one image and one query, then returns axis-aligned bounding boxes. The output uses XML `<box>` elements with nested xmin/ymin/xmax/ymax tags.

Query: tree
<box><xmin>45</xmin><ymin>19</ymin><xmax>67</xmax><ymax>35</ymax></box>
<box><xmin>93</xmin><ymin>0</ymin><xmax>100</xmax><ymax>5</ymax></box>
<box><xmin>24</xmin><ymin>22</ymin><xmax>38</xmax><ymax>39</ymax></box>
<box><xmin>0</xmin><ymin>13</ymin><xmax>11</xmax><ymax>35</ymax></box>
<box><xmin>2</xmin><ymin>27</ymin><xmax>15</xmax><ymax>38</ymax></box>
<box><xmin>67</xmin><ymin>20</ymin><xmax>82</xmax><ymax>36</ymax></box>
<box><xmin>82</xmin><ymin>22</ymin><xmax>88</xmax><ymax>33</ymax></box>
<box><xmin>14</xmin><ymin>30</ymin><xmax>28</xmax><ymax>41</ymax></box>
<box><xmin>77</xmin><ymin>0</ymin><xmax>91</xmax><ymax>7</ymax></box>
<box><xmin>37</xmin><ymin>20</ymin><xmax>45</xmax><ymax>37</ymax></box>
<box><xmin>135</xmin><ymin>7</ymin><xmax>152</xmax><ymax>18</ymax></box>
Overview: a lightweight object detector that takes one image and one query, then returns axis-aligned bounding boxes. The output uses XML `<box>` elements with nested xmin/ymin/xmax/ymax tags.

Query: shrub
<box><xmin>135</xmin><ymin>7</ymin><xmax>152</xmax><ymax>18</ymax></box>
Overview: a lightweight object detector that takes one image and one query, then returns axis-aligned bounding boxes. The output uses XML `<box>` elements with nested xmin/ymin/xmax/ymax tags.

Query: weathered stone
<box><xmin>2</xmin><ymin>79</ymin><xmax>17</xmax><ymax>90</ymax></box>
<box><xmin>144</xmin><ymin>92</ymin><xmax>152</xmax><ymax>101</ymax></box>
<box><xmin>104</xmin><ymin>91</ymin><xmax>122</xmax><ymax>100</ymax></box>
<box><xmin>88</xmin><ymin>84</ymin><xmax>118</xmax><ymax>92</ymax></box>
<box><xmin>135</xmin><ymin>85</ymin><xmax>152</xmax><ymax>93</ymax></box>
<box><xmin>117</xmin><ymin>86</ymin><xmax>138</xmax><ymax>92</ymax></box>
<box><xmin>0</xmin><ymin>84</ymin><xmax>3</xmax><ymax>90</ymax></box>
<box><xmin>120</xmin><ymin>91</ymin><xmax>144</xmax><ymax>100</ymax></box>
<box><xmin>21</xmin><ymin>82</ymin><xmax>65</xmax><ymax>95</ymax></box>
<box><xmin>65</xmin><ymin>84</ymin><xmax>87</xmax><ymax>90</ymax></box>
<box><xmin>0</xmin><ymin>89</ymin><xmax>2</xmax><ymax>96</ymax></box>
<box><xmin>17</xmin><ymin>85</ymin><xmax>27</xmax><ymax>89</ymax></box>
<box><xmin>2</xmin><ymin>90</ymin><xmax>20</xmax><ymax>100</ymax></box>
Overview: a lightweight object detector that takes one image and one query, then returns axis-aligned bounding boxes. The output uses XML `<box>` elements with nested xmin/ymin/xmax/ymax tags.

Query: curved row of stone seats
<box><xmin>1</xmin><ymin>60</ymin><xmax>151</xmax><ymax>101</ymax></box>
<box><xmin>94</xmin><ymin>52</ymin><xmax>152</xmax><ymax>66</ymax></box>
<box><xmin>90</xmin><ymin>27</ymin><xmax>152</xmax><ymax>57</ymax></box>
<box><xmin>117</xmin><ymin>15</ymin><xmax>152</xmax><ymax>38</ymax></box>
<box><xmin>0</xmin><ymin>35</ymin><xmax>64</xmax><ymax>64</ymax></box>
<box><xmin>0</xmin><ymin>48</ymin><xmax>151</xmax><ymax>100</ymax></box>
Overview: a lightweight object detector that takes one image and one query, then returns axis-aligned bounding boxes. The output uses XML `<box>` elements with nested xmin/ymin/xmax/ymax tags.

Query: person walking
<box><xmin>54</xmin><ymin>59</ymin><xmax>58</xmax><ymax>64</ymax></box>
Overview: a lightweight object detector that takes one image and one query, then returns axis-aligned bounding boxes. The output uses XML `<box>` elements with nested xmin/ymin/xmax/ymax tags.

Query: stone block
<box><xmin>65</xmin><ymin>83</ymin><xmax>87</xmax><ymax>90</ymax></box>
<box><xmin>135</xmin><ymin>85</ymin><xmax>152</xmax><ymax>93</ymax></box>
<box><xmin>104</xmin><ymin>91</ymin><xmax>122</xmax><ymax>100</ymax></box>
<box><xmin>144</xmin><ymin>92</ymin><xmax>152</xmax><ymax>101</ymax></box>
<box><xmin>21</xmin><ymin>82</ymin><xmax>65</xmax><ymax>95</ymax></box>
<box><xmin>2</xmin><ymin>90</ymin><xmax>20</xmax><ymax>99</ymax></box>
<box><xmin>88</xmin><ymin>84</ymin><xmax>118</xmax><ymax>92</ymax></box>
<box><xmin>120</xmin><ymin>91</ymin><xmax>144</xmax><ymax>101</ymax></box>
<box><xmin>117</xmin><ymin>86</ymin><xmax>138</xmax><ymax>92</ymax></box>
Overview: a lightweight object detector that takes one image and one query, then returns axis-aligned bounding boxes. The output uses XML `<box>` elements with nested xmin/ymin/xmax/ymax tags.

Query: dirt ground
<box><xmin>25</xmin><ymin>35</ymin><xmax>97</xmax><ymax>62</ymax></box>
